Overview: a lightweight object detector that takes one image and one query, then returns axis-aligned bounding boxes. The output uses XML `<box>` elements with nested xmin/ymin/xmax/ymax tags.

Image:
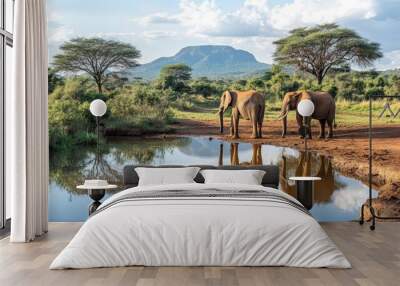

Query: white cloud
<box><xmin>47</xmin><ymin>10</ymin><xmax>63</xmax><ymax>22</ymax></box>
<box><xmin>47</xmin><ymin>9</ymin><xmax>73</xmax><ymax>45</ymax></box>
<box><xmin>135</xmin><ymin>0</ymin><xmax>379</xmax><ymax>39</ymax></box>
<box><xmin>269</xmin><ymin>0</ymin><xmax>377</xmax><ymax>30</ymax></box>
<box><xmin>375</xmin><ymin>50</ymin><xmax>400</xmax><ymax>70</ymax></box>
<box><xmin>142</xmin><ymin>31</ymin><xmax>178</xmax><ymax>39</ymax></box>
<box><xmin>178</xmin><ymin>0</ymin><xmax>279</xmax><ymax>37</ymax></box>
<box><xmin>331</xmin><ymin>188</ymin><xmax>369</xmax><ymax>211</ymax></box>
<box><xmin>96</xmin><ymin>32</ymin><xmax>137</xmax><ymax>37</ymax></box>
<box><xmin>138</xmin><ymin>13</ymin><xmax>180</xmax><ymax>25</ymax></box>
<box><xmin>48</xmin><ymin>24</ymin><xmax>74</xmax><ymax>44</ymax></box>
<box><xmin>178</xmin><ymin>0</ymin><xmax>220</xmax><ymax>34</ymax></box>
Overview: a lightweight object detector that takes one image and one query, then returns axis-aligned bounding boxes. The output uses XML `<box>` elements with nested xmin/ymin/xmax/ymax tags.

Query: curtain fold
<box><xmin>9</xmin><ymin>0</ymin><xmax>48</xmax><ymax>242</ymax></box>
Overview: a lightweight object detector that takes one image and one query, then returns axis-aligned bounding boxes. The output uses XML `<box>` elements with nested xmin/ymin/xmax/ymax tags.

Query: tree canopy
<box><xmin>53</xmin><ymin>37</ymin><xmax>141</xmax><ymax>93</ymax></box>
<box><xmin>273</xmin><ymin>23</ymin><xmax>383</xmax><ymax>84</ymax></box>
<box><xmin>159</xmin><ymin>64</ymin><xmax>192</xmax><ymax>92</ymax></box>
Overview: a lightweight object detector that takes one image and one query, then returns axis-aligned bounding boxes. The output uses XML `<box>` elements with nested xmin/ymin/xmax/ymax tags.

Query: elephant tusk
<box><xmin>277</xmin><ymin>110</ymin><xmax>289</xmax><ymax>120</ymax></box>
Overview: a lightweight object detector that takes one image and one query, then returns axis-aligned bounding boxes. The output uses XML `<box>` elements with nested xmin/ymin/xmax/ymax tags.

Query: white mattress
<box><xmin>50</xmin><ymin>183</ymin><xmax>351</xmax><ymax>269</ymax></box>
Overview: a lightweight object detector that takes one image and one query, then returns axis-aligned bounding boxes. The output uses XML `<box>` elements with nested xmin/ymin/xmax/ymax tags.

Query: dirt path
<box><xmin>171</xmin><ymin>118</ymin><xmax>400</xmax><ymax>219</ymax></box>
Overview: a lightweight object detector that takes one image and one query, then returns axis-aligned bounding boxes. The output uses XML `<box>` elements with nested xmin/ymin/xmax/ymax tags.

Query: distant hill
<box><xmin>128</xmin><ymin>45</ymin><xmax>271</xmax><ymax>80</ymax></box>
<box><xmin>381</xmin><ymin>68</ymin><xmax>400</xmax><ymax>76</ymax></box>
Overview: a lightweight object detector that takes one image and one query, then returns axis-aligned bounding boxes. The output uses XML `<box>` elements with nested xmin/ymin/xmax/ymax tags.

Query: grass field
<box><xmin>172</xmin><ymin>98</ymin><xmax>400</xmax><ymax>127</ymax></box>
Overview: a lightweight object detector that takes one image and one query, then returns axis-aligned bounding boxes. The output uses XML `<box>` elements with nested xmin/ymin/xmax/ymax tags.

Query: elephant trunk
<box><xmin>219</xmin><ymin>110</ymin><xmax>224</xmax><ymax>134</ymax></box>
<box><xmin>277</xmin><ymin>104</ymin><xmax>289</xmax><ymax>120</ymax></box>
<box><xmin>278</xmin><ymin>104</ymin><xmax>289</xmax><ymax>137</ymax></box>
<box><xmin>282</xmin><ymin>115</ymin><xmax>287</xmax><ymax>137</ymax></box>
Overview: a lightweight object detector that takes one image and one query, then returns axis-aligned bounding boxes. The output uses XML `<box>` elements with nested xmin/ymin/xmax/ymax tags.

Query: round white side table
<box><xmin>77</xmin><ymin>184</ymin><xmax>118</xmax><ymax>215</ymax></box>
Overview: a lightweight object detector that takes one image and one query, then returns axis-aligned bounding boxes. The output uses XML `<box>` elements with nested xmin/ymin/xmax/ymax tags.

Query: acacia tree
<box><xmin>273</xmin><ymin>24</ymin><xmax>382</xmax><ymax>84</ymax></box>
<box><xmin>53</xmin><ymin>37</ymin><xmax>141</xmax><ymax>93</ymax></box>
<box><xmin>159</xmin><ymin>64</ymin><xmax>192</xmax><ymax>92</ymax></box>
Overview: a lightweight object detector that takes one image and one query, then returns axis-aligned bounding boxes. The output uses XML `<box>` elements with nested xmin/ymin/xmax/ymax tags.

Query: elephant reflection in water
<box><xmin>280</xmin><ymin>152</ymin><xmax>336</xmax><ymax>203</ymax></box>
<box><xmin>218</xmin><ymin>143</ymin><xmax>263</xmax><ymax>166</ymax></box>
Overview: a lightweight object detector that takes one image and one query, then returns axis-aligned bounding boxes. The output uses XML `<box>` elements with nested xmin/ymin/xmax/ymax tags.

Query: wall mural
<box><xmin>47</xmin><ymin>0</ymin><xmax>400</xmax><ymax>222</ymax></box>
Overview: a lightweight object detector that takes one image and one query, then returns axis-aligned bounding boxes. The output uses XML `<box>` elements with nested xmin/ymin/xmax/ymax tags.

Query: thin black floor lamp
<box><xmin>359</xmin><ymin>94</ymin><xmax>400</xmax><ymax>230</ymax></box>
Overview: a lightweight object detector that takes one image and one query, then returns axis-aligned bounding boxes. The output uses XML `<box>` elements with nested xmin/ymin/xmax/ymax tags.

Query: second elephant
<box><xmin>278</xmin><ymin>91</ymin><xmax>336</xmax><ymax>138</ymax></box>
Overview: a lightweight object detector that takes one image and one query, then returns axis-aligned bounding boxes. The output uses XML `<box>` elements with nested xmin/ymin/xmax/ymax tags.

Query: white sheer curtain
<box><xmin>8</xmin><ymin>0</ymin><xmax>48</xmax><ymax>242</ymax></box>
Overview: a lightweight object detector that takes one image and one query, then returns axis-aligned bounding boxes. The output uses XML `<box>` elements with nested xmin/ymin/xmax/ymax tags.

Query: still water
<box><xmin>49</xmin><ymin>136</ymin><xmax>377</xmax><ymax>222</ymax></box>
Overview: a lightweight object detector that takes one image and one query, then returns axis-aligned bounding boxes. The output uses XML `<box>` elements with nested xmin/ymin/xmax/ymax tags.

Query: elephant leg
<box><xmin>296</xmin><ymin>113</ymin><xmax>304</xmax><ymax>138</ymax></box>
<box><xmin>251</xmin><ymin>117</ymin><xmax>258</xmax><ymax>139</ymax></box>
<box><xmin>306</xmin><ymin>117</ymin><xmax>312</xmax><ymax>139</ymax></box>
<box><xmin>319</xmin><ymin>119</ymin><xmax>326</xmax><ymax>139</ymax></box>
<box><xmin>230</xmin><ymin>143</ymin><xmax>239</xmax><ymax>165</ymax></box>
<box><xmin>248</xmin><ymin>108</ymin><xmax>258</xmax><ymax>139</ymax></box>
<box><xmin>232</xmin><ymin>110</ymin><xmax>240</xmax><ymax>139</ymax></box>
<box><xmin>258</xmin><ymin>105</ymin><xmax>265</xmax><ymax>138</ymax></box>
<box><xmin>256</xmin><ymin>145</ymin><xmax>262</xmax><ymax>165</ymax></box>
<box><xmin>327</xmin><ymin>120</ymin><xmax>334</xmax><ymax>138</ymax></box>
<box><xmin>230</xmin><ymin>116</ymin><xmax>234</xmax><ymax>136</ymax></box>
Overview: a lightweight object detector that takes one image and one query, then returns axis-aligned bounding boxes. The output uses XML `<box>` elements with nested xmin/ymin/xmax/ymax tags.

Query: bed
<box><xmin>50</xmin><ymin>165</ymin><xmax>351</xmax><ymax>269</ymax></box>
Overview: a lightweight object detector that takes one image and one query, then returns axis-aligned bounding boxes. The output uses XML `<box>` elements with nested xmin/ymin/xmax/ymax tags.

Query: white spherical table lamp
<box><xmin>297</xmin><ymin>99</ymin><xmax>314</xmax><ymax>117</ymax></box>
<box><xmin>90</xmin><ymin>99</ymin><xmax>107</xmax><ymax>117</ymax></box>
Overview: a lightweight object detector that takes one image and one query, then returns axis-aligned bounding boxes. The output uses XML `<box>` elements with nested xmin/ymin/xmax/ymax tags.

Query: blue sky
<box><xmin>48</xmin><ymin>0</ymin><xmax>400</xmax><ymax>70</ymax></box>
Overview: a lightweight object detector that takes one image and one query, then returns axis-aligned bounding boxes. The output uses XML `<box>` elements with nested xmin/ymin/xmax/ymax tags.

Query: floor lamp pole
<box><xmin>369</xmin><ymin>94</ymin><xmax>372</xmax><ymax>208</ymax></box>
<box><xmin>360</xmin><ymin>94</ymin><xmax>400</xmax><ymax>230</ymax></box>
<box><xmin>303</xmin><ymin>117</ymin><xmax>308</xmax><ymax>153</ymax></box>
<box><xmin>96</xmin><ymin>116</ymin><xmax>99</xmax><ymax>150</ymax></box>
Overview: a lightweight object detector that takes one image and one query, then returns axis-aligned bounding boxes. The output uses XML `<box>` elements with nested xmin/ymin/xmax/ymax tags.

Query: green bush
<box><xmin>107</xmin><ymin>85</ymin><xmax>173</xmax><ymax>133</ymax></box>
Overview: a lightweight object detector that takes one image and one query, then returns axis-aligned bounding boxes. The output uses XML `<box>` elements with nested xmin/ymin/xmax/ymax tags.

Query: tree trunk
<box><xmin>96</xmin><ymin>81</ymin><xmax>103</xmax><ymax>94</ymax></box>
<box><xmin>316</xmin><ymin>72</ymin><xmax>324</xmax><ymax>85</ymax></box>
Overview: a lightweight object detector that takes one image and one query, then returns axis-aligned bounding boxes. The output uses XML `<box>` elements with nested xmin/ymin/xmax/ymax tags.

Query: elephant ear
<box><xmin>294</xmin><ymin>91</ymin><xmax>302</xmax><ymax>100</ymax></box>
<box><xmin>298</xmin><ymin>91</ymin><xmax>310</xmax><ymax>100</ymax></box>
<box><xmin>223</xmin><ymin>91</ymin><xmax>232</xmax><ymax>111</ymax></box>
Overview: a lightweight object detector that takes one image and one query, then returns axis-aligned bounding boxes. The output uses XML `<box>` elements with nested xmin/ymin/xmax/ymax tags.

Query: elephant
<box><xmin>278</xmin><ymin>91</ymin><xmax>336</xmax><ymax>139</ymax></box>
<box><xmin>218</xmin><ymin>90</ymin><xmax>265</xmax><ymax>139</ymax></box>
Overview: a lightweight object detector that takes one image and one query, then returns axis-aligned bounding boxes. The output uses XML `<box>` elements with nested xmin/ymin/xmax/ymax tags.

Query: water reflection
<box><xmin>227</xmin><ymin>143</ymin><xmax>263</xmax><ymax>166</ymax></box>
<box><xmin>49</xmin><ymin>136</ymin><xmax>376</xmax><ymax>222</ymax></box>
<box><xmin>218</xmin><ymin>143</ymin><xmax>342</xmax><ymax>208</ymax></box>
<box><xmin>49</xmin><ymin>137</ymin><xmax>190</xmax><ymax>195</ymax></box>
<box><xmin>280</xmin><ymin>152</ymin><xmax>341</xmax><ymax>203</ymax></box>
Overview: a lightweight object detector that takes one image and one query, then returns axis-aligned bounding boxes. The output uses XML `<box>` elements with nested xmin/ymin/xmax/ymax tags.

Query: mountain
<box><xmin>128</xmin><ymin>45</ymin><xmax>270</xmax><ymax>80</ymax></box>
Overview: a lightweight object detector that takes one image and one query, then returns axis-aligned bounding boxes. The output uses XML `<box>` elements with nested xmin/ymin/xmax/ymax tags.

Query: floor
<box><xmin>0</xmin><ymin>222</ymin><xmax>399</xmax><ymax>286</ymax></box>
<box><xmin>0</xmin><ymin>219</ymin><xmax>10</xmax><ymax>239</ymax></box>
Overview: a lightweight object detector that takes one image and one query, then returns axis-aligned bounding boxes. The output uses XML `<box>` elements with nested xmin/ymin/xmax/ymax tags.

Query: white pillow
<box><xmin>200</xmin><ymin>169</ymin><xmax>266</xmax><ymax>185</ymax></box>
<box><xmin>135</xmin><ymin>167</ymin><xmax>200</xmax><ymax>186</ymax></box>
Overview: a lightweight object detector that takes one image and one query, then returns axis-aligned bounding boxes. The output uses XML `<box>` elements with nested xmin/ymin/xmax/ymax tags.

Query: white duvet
<box><xmin>50</xmin><ymin>183</ymin><xmax>351</xmax><ymax>269</ymax></box>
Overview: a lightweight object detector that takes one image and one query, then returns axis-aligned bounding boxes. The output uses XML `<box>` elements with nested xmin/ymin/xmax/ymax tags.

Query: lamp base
<box><xmin>360</xmin><ymin>203</ymin><xmax>400</xmax><ymax>231</ymax></box>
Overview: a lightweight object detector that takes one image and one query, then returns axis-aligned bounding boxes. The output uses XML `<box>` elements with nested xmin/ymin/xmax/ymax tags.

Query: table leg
<box><xmin>296</xmin><ymin>181</ymin><xmax>314</xmax><ymax>210</ymax></box>
<box><xmin>88</xmin><ymin>189</ymin><xmax>105</xmax><ymax>215</ymax></box>
<box><xmin>89</xmin><ymin>201</ymin><xmax>102</xmax><ymax>215</ymax></box>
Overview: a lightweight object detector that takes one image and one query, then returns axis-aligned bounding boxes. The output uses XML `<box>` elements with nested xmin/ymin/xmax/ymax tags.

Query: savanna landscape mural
<box><xmin>47</xmin><ymin>0</ymin><xmax>400</xmax><ymax>222</ymax></box>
